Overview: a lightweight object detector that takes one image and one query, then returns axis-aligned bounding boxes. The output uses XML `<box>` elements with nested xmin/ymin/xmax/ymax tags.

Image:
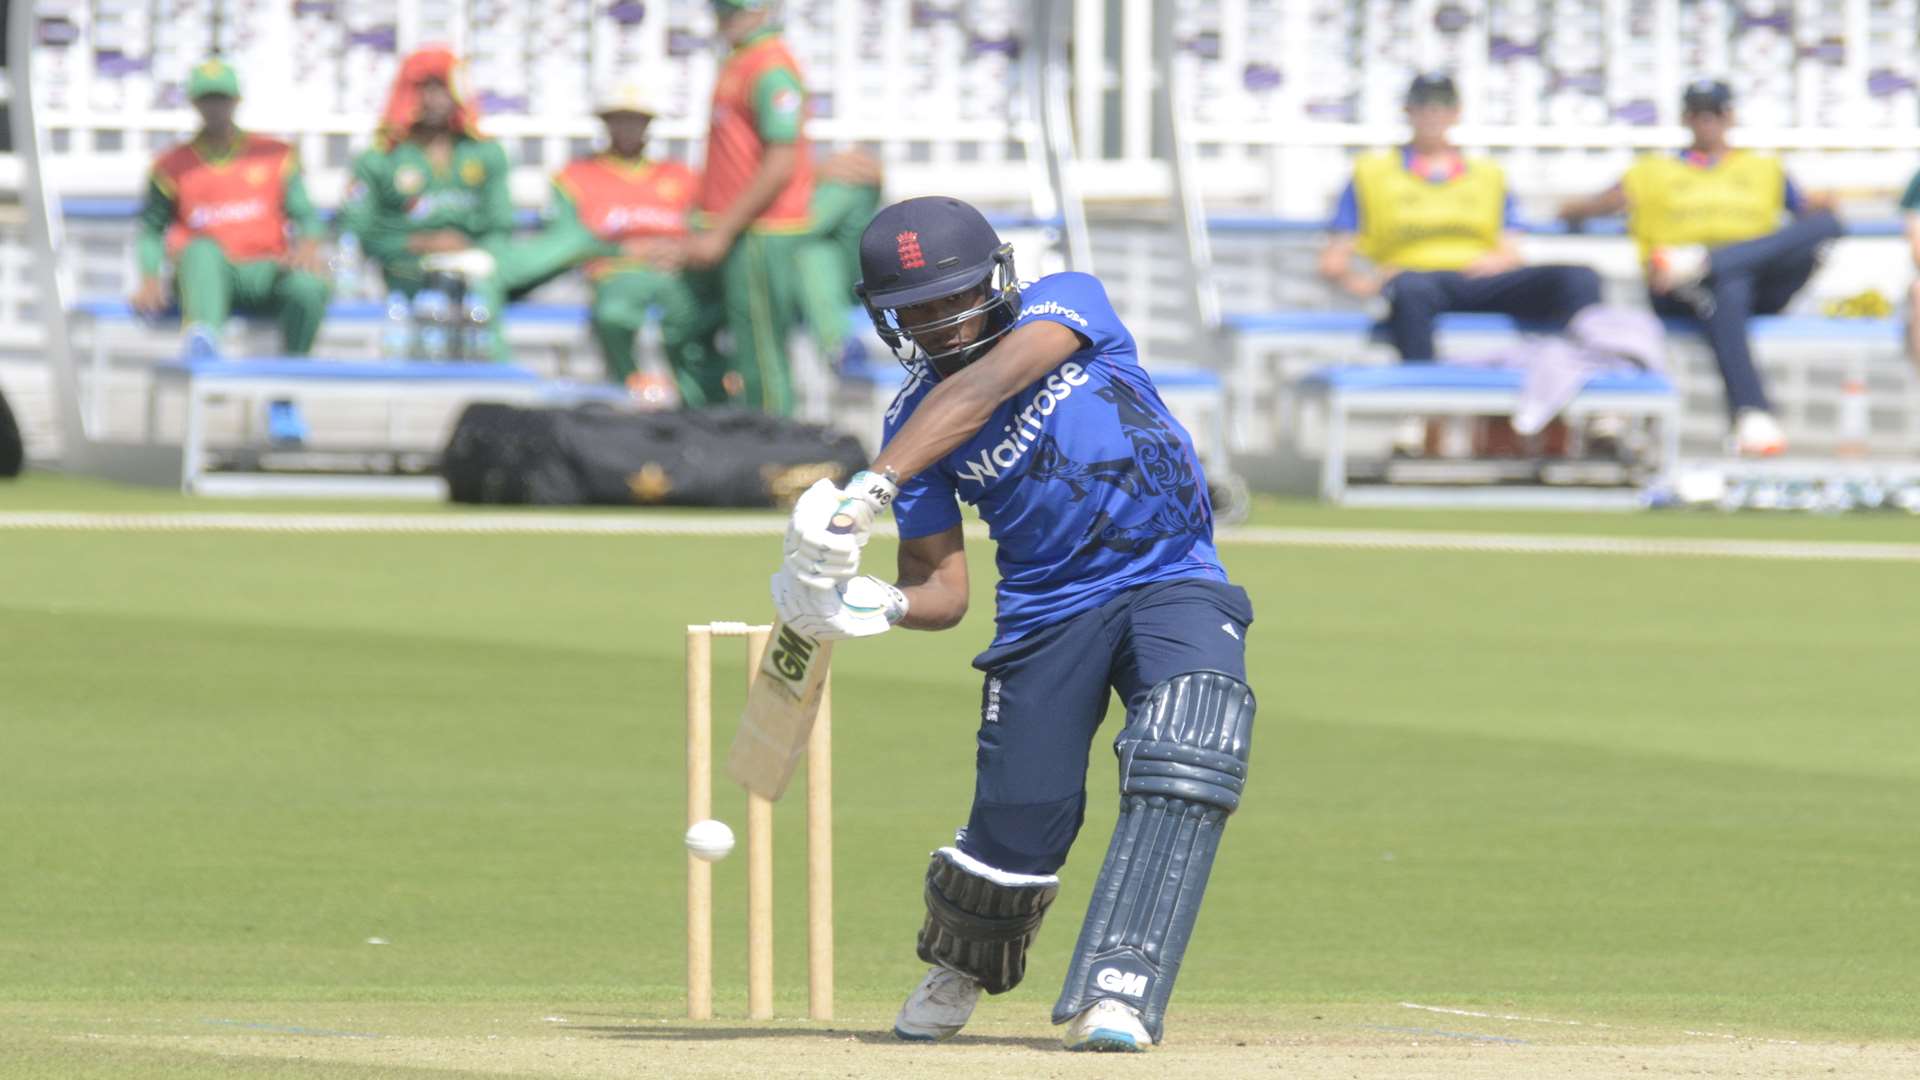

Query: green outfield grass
<box><xmin>2</xmin><ymin>474</ymin><xmax>1917</xmax><ymax>1076</ymax></box>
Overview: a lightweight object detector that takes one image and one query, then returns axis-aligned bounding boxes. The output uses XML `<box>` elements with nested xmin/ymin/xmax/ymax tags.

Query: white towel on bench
<box><xmin>1448</xmin><ymin>305</ymin><xmax>1667</xmax><ymax>435</ymax></box>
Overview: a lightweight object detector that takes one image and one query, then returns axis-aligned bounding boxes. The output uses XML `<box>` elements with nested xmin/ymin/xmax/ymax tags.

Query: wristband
<box><xmin>846</xmin><ymin>468</ymin><xmax>899</xmax><ymax>513</ymax></box>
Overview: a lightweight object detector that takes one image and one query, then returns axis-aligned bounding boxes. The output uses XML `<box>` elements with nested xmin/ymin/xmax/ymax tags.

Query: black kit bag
<box><xmin>0</xmin><ymin>384</ymin><xmax>23</xmax><ymax>478</ymax></box>
<box><xmin>443</xmin><ymin>404</ymin><xmax>868</xmax><ymax>508</ymax></box>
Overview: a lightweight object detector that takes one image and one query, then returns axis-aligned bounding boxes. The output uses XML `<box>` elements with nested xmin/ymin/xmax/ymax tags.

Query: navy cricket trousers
<box><xmin>956</xmin><ymin>577</ymin><xmax>1254</xmax><ymax>877</ymax></box>
<box><xmin>1648</xmin><ymin>210</ymin><xmax>1843</xmax><ymax>416</ymax></box>
<box><xmin>1381</xmin><ymin>264</ymin><xmax>1603</xmax><ymax>361</ymax></box>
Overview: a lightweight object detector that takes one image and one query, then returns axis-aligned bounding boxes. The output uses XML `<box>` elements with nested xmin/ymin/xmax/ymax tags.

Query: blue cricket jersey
<box><xmin>881</xmin><ymin>272</ymin><xmax>1226</xmax><ymax>643</ymax></box>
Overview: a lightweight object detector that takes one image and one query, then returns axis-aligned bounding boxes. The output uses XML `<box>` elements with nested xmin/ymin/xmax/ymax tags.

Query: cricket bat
<box><xmin>730</xmin><ymin>502</ymin><xmax>864</xmax><ymax>800</ymax></box>
<box><xmin>728</xmin><ymin>619</ymin><xmax>833</xmax><ymax>800</ymax></box>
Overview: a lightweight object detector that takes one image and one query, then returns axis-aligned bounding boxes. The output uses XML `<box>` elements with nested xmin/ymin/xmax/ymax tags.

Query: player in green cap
<box><xmin>338</xmin><ymin>47</ymin><xmax>515</xmax><ymax>359</ymax></box>
<box><xmin>131</xmin><ymin>58</ymin><xmax>329</xmax><ymax>442</ymax></box>
<box><xmin>131</xmin><ymin>59</ymin><xmax>330</xmax><ymax>354</ymax></box>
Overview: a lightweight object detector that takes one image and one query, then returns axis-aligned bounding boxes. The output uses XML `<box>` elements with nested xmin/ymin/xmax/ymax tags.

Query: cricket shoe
<box><xmin>892</xmin><ymin>966</ymin><xmax>980</xmax><ymax>1042</ymax></box>
<box><xmin>1061</xmin><ymin>998</ymin><xmax>1150</xmax><ymax>1053</ymax></box>
<box><xmin>1732</xmin><ymin>409</ymin><xmax>1786</xmax><ymax>457</ymax></box>
<box><xmin>180</xmin><ymin>325</ymin><xmax>223</xmax><ymax>361</ymax></box>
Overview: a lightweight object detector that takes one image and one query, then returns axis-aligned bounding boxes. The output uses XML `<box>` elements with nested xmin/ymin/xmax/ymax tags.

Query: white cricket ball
<box><xmin>684</xmin><ymin>819</ymin><xmax>735</xmax><ymax>862</ymax></box>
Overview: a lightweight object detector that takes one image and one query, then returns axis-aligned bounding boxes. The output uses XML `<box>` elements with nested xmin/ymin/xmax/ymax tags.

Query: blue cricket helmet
<box><xmin>854</xmin><ymin>196</ymin><xmax>1020</xmax><ymax>379</ymax></box>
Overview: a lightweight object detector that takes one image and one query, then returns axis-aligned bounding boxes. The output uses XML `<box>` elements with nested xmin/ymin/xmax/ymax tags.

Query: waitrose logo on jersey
<box><xmin>954</xmin><ymin>362</ymin><xmax>1090</xmax><ymax>487</ymax></box>
<box><xmin>1019</xmin><ymin>299</ymin><xmax>1089</xmax><ymax>328</ymax></box>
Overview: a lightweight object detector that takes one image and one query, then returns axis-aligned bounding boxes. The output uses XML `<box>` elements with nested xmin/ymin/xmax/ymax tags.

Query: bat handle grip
<box><xmin>827</xmin><ymin>501</ymin><xmax>862</xmax><ymax>535</ymax></box>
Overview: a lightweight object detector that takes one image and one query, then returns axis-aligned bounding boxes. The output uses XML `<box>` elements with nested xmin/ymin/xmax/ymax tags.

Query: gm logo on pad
<box><xmin>1095</xmin><ymin>967</ymin><xmax>1148</xmax><ymax>998</ymax></box>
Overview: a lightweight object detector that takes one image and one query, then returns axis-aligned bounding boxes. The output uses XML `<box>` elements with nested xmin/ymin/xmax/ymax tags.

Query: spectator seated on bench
<box><xmin>132</xmin><ymin>58</ymin><xmax>333</xmax><ymax>444</ymax></box>
<box><xmin>1559</xmin><ymin>77</ymin><xmax>1843</xmax><ymax>457</ymax></box>
<box><xmin>1318</xmin><ymin>73</ymin><xmax>1602</xmax><ymax>365</ymax></box>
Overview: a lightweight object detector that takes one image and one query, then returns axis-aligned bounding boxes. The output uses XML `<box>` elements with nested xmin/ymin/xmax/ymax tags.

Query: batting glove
<box><xmin>770</xmin><ymin>564</ymin><xmax>841</xmax><ymax>625</ymax></box>
<box><xmin>772</xmin><ymin>572</ymin><xmax>907</xmax><ymax>641</ymax></box>
<box><xmin>784</xmin><ymin>471</ymin><xmax>899</xmax><ymax>586</ymax></box>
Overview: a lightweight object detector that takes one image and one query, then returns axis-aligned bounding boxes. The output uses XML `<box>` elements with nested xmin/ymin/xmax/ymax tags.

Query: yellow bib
<box><xmin>1623</xmin><ymin>150</ymin><xmax>1784</xmax><ymax>264</ymax></box>
<box><xmin>1353</xmin><ymin>152</ymin><xmax>1506</xmax><ymax>272</ymax></box>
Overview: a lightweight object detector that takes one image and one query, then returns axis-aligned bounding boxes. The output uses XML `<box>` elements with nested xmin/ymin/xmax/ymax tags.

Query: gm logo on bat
<box><xmin>769</xmin><ymin>623</ymin><xmax>819</xmax><ymax>686</ymax></box>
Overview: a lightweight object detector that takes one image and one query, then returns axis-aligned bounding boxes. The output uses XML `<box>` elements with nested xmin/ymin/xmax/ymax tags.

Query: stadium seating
<box><xmin>1221</xmin><ymin>305</ymin><xmax>1914</xmax><ymax>463</ymax></box>
<box><xmin>150</xmin><ymin>356</ymin><xmax>625</xmax><ymax>495</ymax></box>
<box><xmin>1292</xmin><ymin>363</ymin><xmax>1681</xmax><ymax>505</ymax></box>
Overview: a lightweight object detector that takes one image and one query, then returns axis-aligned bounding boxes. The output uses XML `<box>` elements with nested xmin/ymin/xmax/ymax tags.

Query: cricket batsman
<box><xmin>770</xmin><ymin>196</ymin><xmax>1257</xmax><ymax>1052</ymax></box>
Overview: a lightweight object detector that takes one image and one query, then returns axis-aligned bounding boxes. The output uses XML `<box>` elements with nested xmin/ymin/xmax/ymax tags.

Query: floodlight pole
<box><xmin>1153</xmin><ymin>0</ymin><xmax>1221</xmax><ymax>336</ymax></box>
<box><xmin>1025</xmin><ymin>0</ymin><xmax>1093</xmax><ymax>273</ymax></box>
<box><xmin>8</xmin><ymin>0</ymin><xmax>92</xmax><ymax>465</ymax></box>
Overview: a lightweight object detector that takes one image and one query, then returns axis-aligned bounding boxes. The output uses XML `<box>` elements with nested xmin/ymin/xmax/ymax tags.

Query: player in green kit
<box><xmin>508</xmin><ymin>82</ymin><xmax>727</xmax><ymax>400</ymax></box>
<box><xmin>132</xmin><ymin>58</ymin><xmax>329</xmax><ymax>443</ymax></box>
<box><xmin>681</xmin><ymin>0</ymin><xmax>880</xmax><ymax>413</ymax></box>
<box><xmin>339</xmin><ymin>47</ymin><xmax>513</xmax><ymax>359</ymax></box>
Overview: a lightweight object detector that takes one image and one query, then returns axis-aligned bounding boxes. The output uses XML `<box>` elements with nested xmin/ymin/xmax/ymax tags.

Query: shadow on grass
<box><xmin>579</xmin><ymin>1024</ymin><xmax>1057</xmax><ymax>1050</ymax></box>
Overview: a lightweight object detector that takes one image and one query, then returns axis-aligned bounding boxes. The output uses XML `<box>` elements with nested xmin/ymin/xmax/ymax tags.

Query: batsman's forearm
<box><xmin>896</xmin><ymin>582</ymin><xmax>965</xmax><ymax>631</ymax></box>
<box><xmin>870</xmin><ymin>322</ymin><xmax>1081</xmax><ymax>483</ymax></box>
<box><xmin>870</xmin><ymin>378</ymin><xmax>1000</xmax><ymax>483</ymax></box>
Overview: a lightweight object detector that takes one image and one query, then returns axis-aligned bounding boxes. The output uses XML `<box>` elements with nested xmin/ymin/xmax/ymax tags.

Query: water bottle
<box><xmin>332</xmin><ymin>231</ymin><xmax>363</xmax><ymax>299</ymax></box>
<box><xmin>380</xmin><ymin>290</ymin><xmax>413</xmax><ymax>359</ymax></box>
<box><xmin>460</xmin><ymin>293</ymin><xmax>494</xmax><ymax>361</ymax></box>
<box><xmin>1836</xmin><ymin>370</ymin><xmax>1869</xmax><ymax>458</ymax></box>
<box><xmin>413</xmin><ymin>286</ymin><xmax>452</xmax><ymax>361</ymax></box>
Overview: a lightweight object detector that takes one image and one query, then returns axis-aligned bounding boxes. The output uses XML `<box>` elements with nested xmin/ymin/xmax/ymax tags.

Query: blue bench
<box><xmin>70</xmin><ymin>297</ymin><xmax>614</xmax><ymax>436</ymax></box>
<box><xmin>147</xmin><ymin>355</ymin><xmax>625</xmax><ymax>493</ymax></box>
<box><xmin>1295</xmin><ymin>363</ymin><xmax>1681</xmax><ymax>502</ymax></box>
<box><xmin>1222</xmin><ymin>308</ymin><xmax>1904</xmax><ymax>454</ymax></box>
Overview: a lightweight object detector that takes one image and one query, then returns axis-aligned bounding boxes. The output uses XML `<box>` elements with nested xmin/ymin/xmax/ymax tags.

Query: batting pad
<box><xmin>1051</xmin><ymin>670</ymin><xmax>1256</xmax><ymax>1043</ymax></box>
<box><xmin>916</xmin><ymin>846</ymin><xmax>1059</xmax><ymax>994</ymax></box>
